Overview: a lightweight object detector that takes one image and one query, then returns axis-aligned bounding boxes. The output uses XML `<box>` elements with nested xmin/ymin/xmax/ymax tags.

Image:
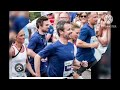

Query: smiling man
<box><xmin>34</xmin><ymin>20</ymin><xmax>75</xmax><ymax>77</ymax></box>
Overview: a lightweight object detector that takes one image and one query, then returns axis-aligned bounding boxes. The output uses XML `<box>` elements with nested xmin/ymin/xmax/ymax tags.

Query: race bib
<box><xmin>90</xmin><ymin>36</ymin><xmax>98</xmax><ymax>43</ymax></box>
<box><xmin>63</xmin><ymin>60</ymin><xmax>73</xmax><ymax>77</ymax></box>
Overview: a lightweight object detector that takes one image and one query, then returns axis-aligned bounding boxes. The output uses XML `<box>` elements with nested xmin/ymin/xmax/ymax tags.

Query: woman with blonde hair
<box><xmin>9</xmin><ymin>29</ymin><xmax>36</xmax><ymax>78</ymax></box>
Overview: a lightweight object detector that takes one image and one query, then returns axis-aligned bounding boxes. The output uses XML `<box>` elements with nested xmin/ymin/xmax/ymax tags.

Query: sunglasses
<box><xmin>80</xmin><ymin>15</ymin><xmax>87</xmax><ymax>18</ymax></box>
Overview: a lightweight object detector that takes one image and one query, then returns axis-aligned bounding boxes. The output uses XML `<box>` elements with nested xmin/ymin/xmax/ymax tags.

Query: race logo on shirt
<box><xmin>15</xmin><ymin>63</ymin><xmax>24</xmax><ymax>72</ymax></box>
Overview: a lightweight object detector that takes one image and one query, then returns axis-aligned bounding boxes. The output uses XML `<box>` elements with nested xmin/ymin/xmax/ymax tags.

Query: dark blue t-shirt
<box><xmin>12</xmin><ymin>16</ymin><xmax>29</xmax><ymax>34</ymax></box>
<box><xmin>38</xmin><ymin>40</ymin><xmax>74</xmax><ymax>77</ymax></box>
<box><xmin>28</xmin><ymin>32</ymin><xmax>47</xmax><ymax>74</ymax></box>
<box><xmin>76</xmin><ymin>23</ymin><xmax>96</xmax><ymax>62</ymax></box>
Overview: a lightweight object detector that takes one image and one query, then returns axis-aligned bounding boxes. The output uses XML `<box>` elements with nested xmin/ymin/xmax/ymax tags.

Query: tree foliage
<box><xmin>29</xmin><ymin>12</ymin><xmax>41</xmax><ymax>21</ymax></box>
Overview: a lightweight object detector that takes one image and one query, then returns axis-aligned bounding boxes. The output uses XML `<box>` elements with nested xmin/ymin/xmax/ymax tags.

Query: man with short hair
<box><xmin>76</xmin><ymin>12</ymin><xmax>99</xmax><ymax>74</ymax></box>
<box><xmin>27</xmin><ymin>16</ymin><xmax>50</xmax><ymax>77</ymax></box>
<box><xmin>26</xmin><ymin>12</ymin><xmax>54</xmax><ymax>43</ymax></box>
<box><xmin>34</xmin><ymin>20</ymin><xmax>75</xmax><ymax>77</ymax></box>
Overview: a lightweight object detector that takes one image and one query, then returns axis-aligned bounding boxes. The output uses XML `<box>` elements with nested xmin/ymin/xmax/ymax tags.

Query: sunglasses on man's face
<box><xmin>80</xmin><ymin>15</ymin><xmax>87</xmax><ymax>18</ymax></box>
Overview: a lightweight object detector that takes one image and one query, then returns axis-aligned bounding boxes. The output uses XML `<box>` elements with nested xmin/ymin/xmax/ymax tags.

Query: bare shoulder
<box><xmin>9</xmin><ymin>46</ymin><xmax>15</xmax><ymax>57</ymax></box>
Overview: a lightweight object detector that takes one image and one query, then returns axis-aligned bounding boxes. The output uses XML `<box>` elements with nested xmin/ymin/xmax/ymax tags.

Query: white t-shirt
<box><xmin>90</xmin><ymin>36</ymin><xmax>108</xmax><ymax>61</ymax></box>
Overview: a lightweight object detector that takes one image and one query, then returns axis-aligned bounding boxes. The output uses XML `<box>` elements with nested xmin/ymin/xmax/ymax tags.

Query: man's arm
<box><xmin>73</xmin><ymin>59</ymin><xmax>88</xmax><ymax>69</ymax></box>
<box><xmin>73</xmin><ymin>59</ymin><xmax>81</xmax><ymax>67</ymax></box>
<box><xmin>76</xmin><ymin>39</ymin><xmax>99</xmax><ymax>48</ymax></box>
<box><xmin>26</xmin><ymin>59</ymin><xmax>36</xmax><ymax>76</ymax></box>
<box><xmin>34</xmin><ymin>44</ymin><xmax>54</xmax><ymax>76</ymax></box>
<box><xmin>34</xmin><ymin>54</ymin><xmax>42</xmax><ymax>77</ymax></box>
<box><xmin>76</xmin><ymin>28</ymin><xmax>99</xmax><ymax>48</ymax></box>
<box><xmin>27</xmin><ymin>48</ymin><xmax>36</xmax><ymax>58</ymax></box>
<box><xmin>72</xmin><ymin>59</ymin><xmax>88</xmax><ymax>79</ymax></box>
<box><xmin>27</xmin><ymin>37</ymin><xmax>38</xmax><ymax>58</ymax></box>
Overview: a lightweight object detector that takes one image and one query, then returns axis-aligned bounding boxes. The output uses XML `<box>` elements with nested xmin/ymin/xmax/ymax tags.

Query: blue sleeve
<box><xmin>47</xmin><ymin>26</ymin><xmax>54</xmax><ymax>35</ymax></box>
<box><xmin>38</xmin><ymin>44</ymin><xmax>54</xmax><ymax>59</ymax></box>
<box><xmin>28</xmin><ymin>37</ymin><xmax>38</xmax><ymax>50</ymax></box>
<box><xmin>78</xmin><ymin>28</ymin><xmax>89</xmax><ymax>41</ymax></box>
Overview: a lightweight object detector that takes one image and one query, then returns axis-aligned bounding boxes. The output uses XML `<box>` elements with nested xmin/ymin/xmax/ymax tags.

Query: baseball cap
<box><xmin>41</xmin><ymin>12</ymin><xmax>52</xmax><ymax>16</ymax></box>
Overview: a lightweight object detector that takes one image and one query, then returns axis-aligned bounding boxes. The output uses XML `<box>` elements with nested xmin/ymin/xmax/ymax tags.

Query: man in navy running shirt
<box><xmin>34</xmin><ymin>20</ymin><xmax>80</xmax><ymax>77</ymax></box>
<box><xmin>27</xmin><ymin>16</ymin><xmax>49</xmax><ymax>76</ymax></box>
<box><xmin>75</xmin><ymin>12</ymin><xmax>99</xmax><ymax>74</ymax></box>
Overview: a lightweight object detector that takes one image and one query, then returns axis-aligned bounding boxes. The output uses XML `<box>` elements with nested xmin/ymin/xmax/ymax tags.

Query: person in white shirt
<box><xmin>94</xmin><ymin>12</ymin><xmax>111</xmax><ymax>61</ymax></box>
<box><xmin>9</xmin><ymin>29</ymin><xmax>36</xmax><ymax>78</ymax></box>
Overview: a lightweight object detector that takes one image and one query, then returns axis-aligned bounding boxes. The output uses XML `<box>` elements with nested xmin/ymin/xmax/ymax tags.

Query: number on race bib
<box><xmin>63</xmin><ymin>60</ymin><xmax>73</xmax><ymax>77</ymax></box>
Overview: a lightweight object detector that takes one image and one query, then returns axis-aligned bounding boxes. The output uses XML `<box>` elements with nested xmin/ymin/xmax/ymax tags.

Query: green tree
<box><xmin>29</xmin><ymin>12</ymin><xmax>41</xmax><ymax>21</ymax></box>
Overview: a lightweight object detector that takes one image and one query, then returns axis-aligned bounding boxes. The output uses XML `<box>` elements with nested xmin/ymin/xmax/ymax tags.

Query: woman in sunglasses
<box><xmin>73</xmin><ymin>12</ymin><xmax>88</xmax><ymax>29</ymax></box>
<box><xmin>79</xmin><ymin>12</ymin><xmax>89</xmax><ymax>29</ymax></box>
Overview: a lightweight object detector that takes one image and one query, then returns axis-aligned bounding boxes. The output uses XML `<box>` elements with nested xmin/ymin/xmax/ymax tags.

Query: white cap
<box><xmin>41</xmin><ymin>12</ymin><xmax>52</xmax><ymax>16</ymax></box>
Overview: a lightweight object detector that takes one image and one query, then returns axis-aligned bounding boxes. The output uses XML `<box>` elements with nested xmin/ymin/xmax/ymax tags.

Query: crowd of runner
<box><xmin>9</xmin><ymin>11</ymin><xmax>111</xmax><ymax>79</ymax></box>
